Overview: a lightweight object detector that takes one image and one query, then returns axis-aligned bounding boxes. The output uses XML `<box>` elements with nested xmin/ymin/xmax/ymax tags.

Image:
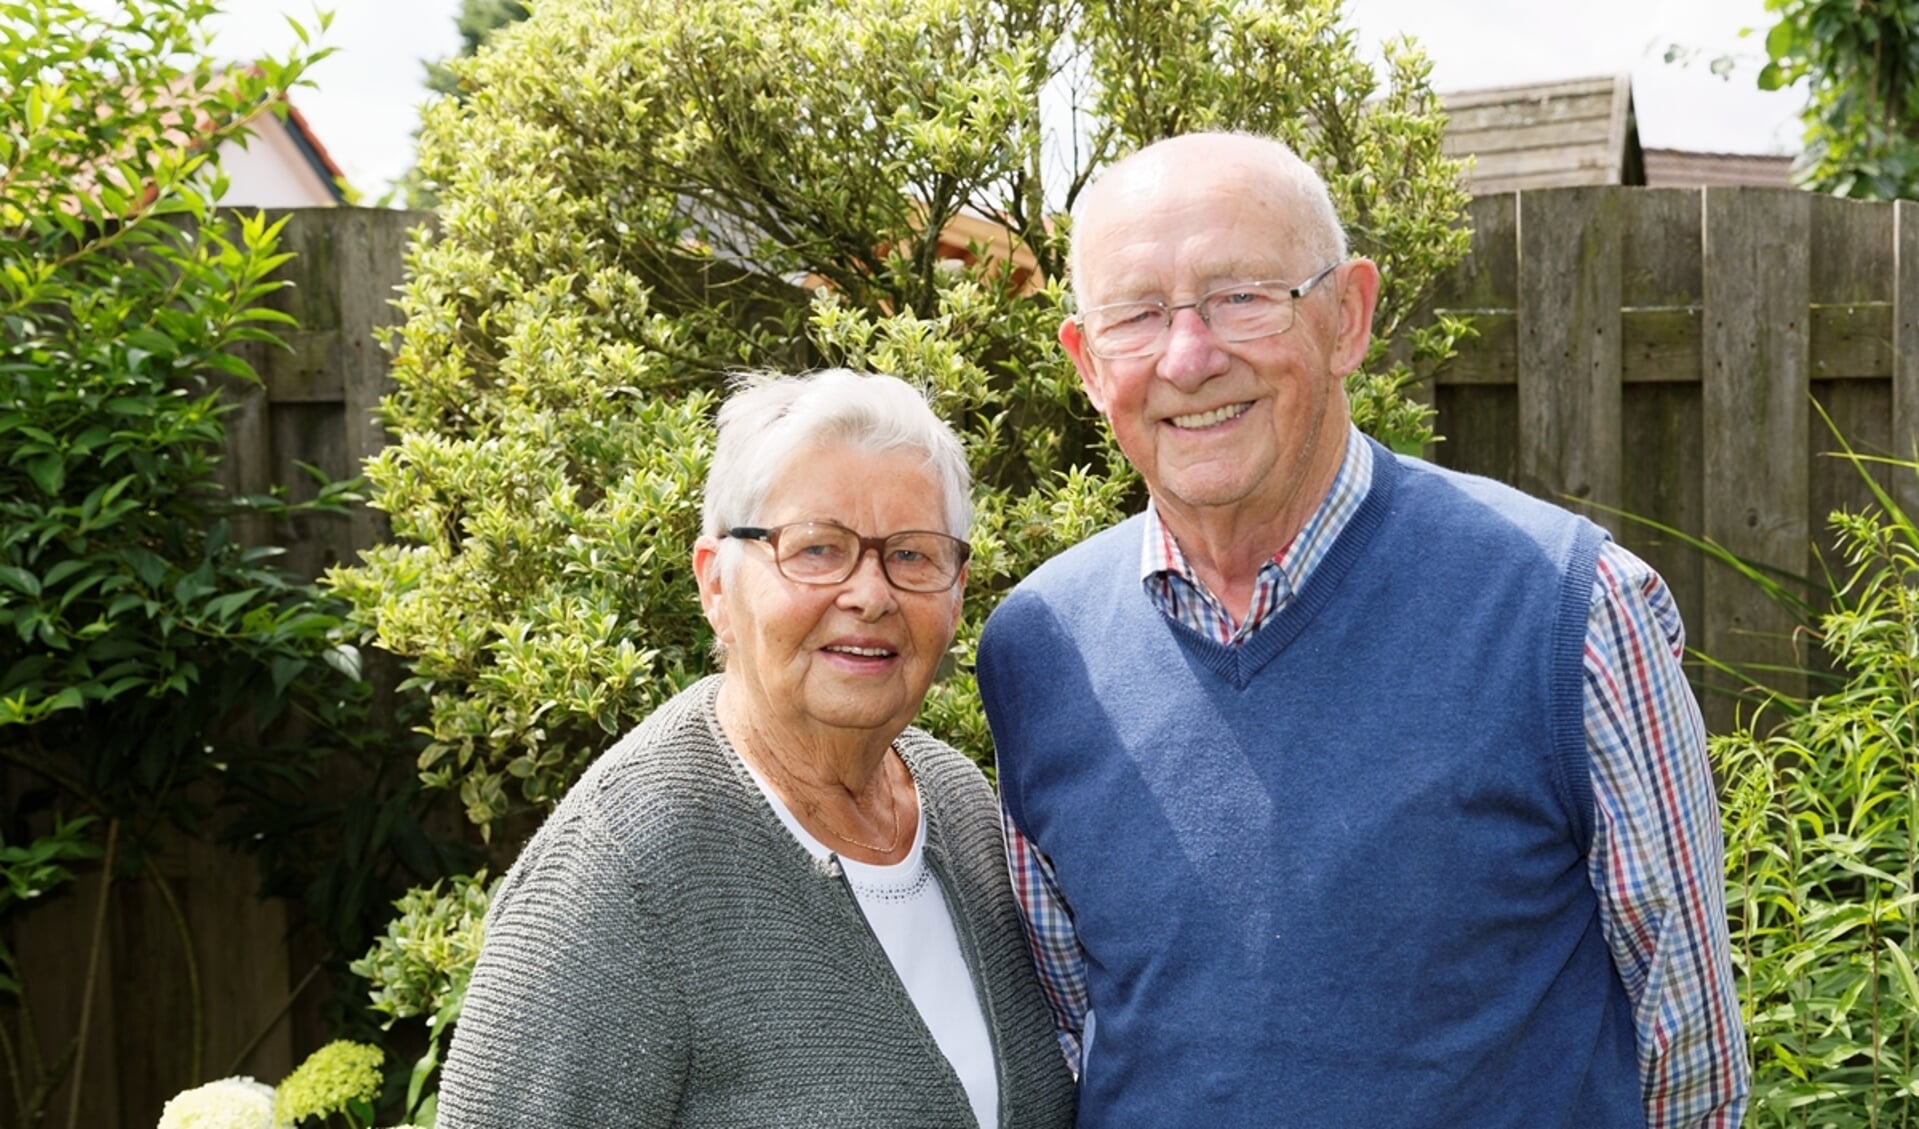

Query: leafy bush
<box><xmin>330</xmin><ymin>0</ymin><xmax>1473</xmax><ymax>832</ymax></box>
<box><xmin>0</xmin><ymin>0</ymin><xmax>348</xmax><ymax>823</ymax></box>
<box><xmin>1716</xmin><ymin>436</ymin><xmax>1919</xmax><ymax>1124</ymax></box>
<box><xmin>0</xmin><ymin>2</ymin><xmax>478</xmax><ymax>1118</ymax></box>
<box><xmin>349</xmin><ymin>874</ymin><xmax>497</xmax><ymax>1126</ymax></box>
<box><xmin>0</xmin><ymin>0</ymin><xmax>348</xmax><ymax>1114</ymax></box>
<box><xmin>1758</xmin><ymin>0</ymin><xmax>1919</xmax><ymax>199</ymax></box>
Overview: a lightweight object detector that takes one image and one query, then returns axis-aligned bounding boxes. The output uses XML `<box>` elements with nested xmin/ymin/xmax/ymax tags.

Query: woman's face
<box><xmin>695</xmin><ymin>441</ymin><xmax>964</xmax><ymax>750</ymax></box>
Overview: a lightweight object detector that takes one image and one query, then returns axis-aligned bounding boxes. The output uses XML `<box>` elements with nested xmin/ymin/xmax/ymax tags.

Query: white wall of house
<box><xmin>213</xmin><ymin>115</ymin><xmax>339</xmax><ymax>208</ymax></box>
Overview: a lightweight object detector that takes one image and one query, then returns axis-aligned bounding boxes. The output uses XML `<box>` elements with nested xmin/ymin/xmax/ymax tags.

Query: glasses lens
<box><xmin>882</xmin><ymin>532</ymin><xmax>965</xmax><ymax>592</ymax></box>
<box><xmin>1085</xmin><ymin>303</ymin><xmax>1166</xmax><ymax>359</ymax></box>
<box><xmin>1201</xmin><ymin>284</ymin><xmax>1291</xmax><ymax>342</ymax></box>
<box><xmin>773</xmin><ymin>523</ymin><xmax>857</xmax><ymax>581</ymax></box>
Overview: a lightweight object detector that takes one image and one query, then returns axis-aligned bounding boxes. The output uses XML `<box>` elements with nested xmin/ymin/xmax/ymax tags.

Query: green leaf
<box><xmin>0</xmin><ymin>567</ymin><xmax>38</xmax><ymax>598</ymax></box>
<box><xmin>40</xmin><ymin>559</ymin><xmax>87</xmax><ymax>591</ymax></box>
<box><xmin>124</xmin><ymin>327</ymin><xmax>180</xmax><ymax>358</ymax></box>
<box><xmin>270</xmin><ymin>655</ymin><xmax>306</xmax><ymax>696</ymax></box>
<box><xmin>25</xmin><ymin>456</ymin><xmax>63</xmax><ymax>496</ymax></box>
<box><xmin>1886</xmin><ymin>937</ymin><xmax>1919</xmax><ymax>1010</ymax></box>
<box><xmin>201</xmin><ymin>588</ymin><xmax>262</xmax><ymax>622</ymax></box>
<box><xmin>323</xmin><ymin>643</ymin><xmax>363</xmax><ymax>682</ymax></box>
<box><xmin>43</xmin><ymin>687</ymin><xmax>82</xmax><ymax>715</ymax></box>
<box><xmin>124</xmin><ymin>548</ymin><xmax>170</xmax><ymax>590</ymax></box>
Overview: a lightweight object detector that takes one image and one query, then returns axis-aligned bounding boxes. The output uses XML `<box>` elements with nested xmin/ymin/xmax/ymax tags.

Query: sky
<box><xmin>206</xmin><ymin>0</ymin><xmax>1809</xmax><ymax>202</ymax></box>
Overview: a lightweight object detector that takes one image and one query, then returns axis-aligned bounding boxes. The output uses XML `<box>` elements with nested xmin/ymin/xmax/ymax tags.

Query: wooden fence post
<box><xmin>1701</xmin><ymin>187</ymin><xmax>1811</xmax><ymax>723</ymax></box>
<box><xmin>331</xmin><ymin>208</ymin><xmax>421</xmax><ymax>559</ymax></box>
<box><xmin>1517</xmin><ymin>187</ymin><xmax>1624</xmax><ymax>529</ymax></box>
<box><xmin>1896</xmin><ymin>200</ymin><xmax>1919</xmax><ymax>521</ymax></box>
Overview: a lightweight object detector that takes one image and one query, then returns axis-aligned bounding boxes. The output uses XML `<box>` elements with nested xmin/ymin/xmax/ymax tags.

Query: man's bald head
<box><xmin>1067</xmin><ymin>133</ymin><xmax>1348</xmax><ymax>295</ymax></box>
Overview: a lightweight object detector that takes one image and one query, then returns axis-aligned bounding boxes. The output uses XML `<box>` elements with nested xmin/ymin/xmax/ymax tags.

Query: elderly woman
<box><xmin>437</xmin><ymin>369</ymin><xmax>1075</xmax><ymax>1128</ymax></box>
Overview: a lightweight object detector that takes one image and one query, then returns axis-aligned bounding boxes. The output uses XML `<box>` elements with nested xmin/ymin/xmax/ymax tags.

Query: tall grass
<box><xmin>1711</xmin><ymin>426</ymin><xmax>1919</xmax><ymax>1126</ymax></box>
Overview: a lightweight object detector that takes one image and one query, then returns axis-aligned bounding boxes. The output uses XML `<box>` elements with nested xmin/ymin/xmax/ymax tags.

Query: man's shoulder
<box><xmin>987</xmin><ymin>514</ymin><xmax>1142</xmax><ymax>622</ymax></box>
<box><xmin>1388</xmin><ymin>451</ymin><xmax>1603</xmax><ymax>551</ymax></box>
<box><xmin>979</xmin><ymin>514</ymin><xmax>1143</xmax><ymax>660</ymax></box>
<box><xmin>1019</xmin><ymin>513</ymin><xmax>1145</xmax><ymax>591</ymax></box>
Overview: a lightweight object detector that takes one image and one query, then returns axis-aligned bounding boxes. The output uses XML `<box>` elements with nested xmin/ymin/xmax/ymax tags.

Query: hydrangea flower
<box><xmin>156</xmin><ymin>1076</ymin><xmax>283</xmax><ymax>1129</ymax></box>
<box><xmin>273</xmin><ymin>1040</ymin><xmax>384</xmax><ymax>1126</ymax></box>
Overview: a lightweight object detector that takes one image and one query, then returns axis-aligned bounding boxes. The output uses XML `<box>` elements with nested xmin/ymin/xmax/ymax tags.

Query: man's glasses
<box><xmin>725</xmin><ymin>521</ymin><xmax>971</xmax><ymax>593</ymax></box>
<box><xmin>1072</xmin><ymin>263</ymin><xmax>1341</xmax><ymax>359</ymax></box>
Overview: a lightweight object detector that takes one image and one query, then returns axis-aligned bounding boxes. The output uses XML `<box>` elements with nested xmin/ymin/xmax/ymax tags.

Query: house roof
<box><xmin>1642</xmin><ymin>147</ymin><xmax>1794</xmax><ymax>188</ymax></box>
<box><xmin>272</xmin><ymin>98</ymin><xmax>349</xmax><ymax>203</ymax></box>
<box><xmin>1440</xmin><ymin>74</ymin><xmax>1643</xmax><ymax>194</ymax></box>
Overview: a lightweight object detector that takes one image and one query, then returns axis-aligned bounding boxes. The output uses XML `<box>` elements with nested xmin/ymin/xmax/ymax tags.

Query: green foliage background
<box><xmin>328</xmin><ymin>0</ymin><xmax>1473</xmax><ymax>833</ymax></box>
<box><xmin>0</xmin><ymin>4</ymin><xmax>482</xmax><ymax>1119</ymax></box>
<box><xmin>0</xmin><ymin>0</ymin><xmax>352</xmax><ymax>1116</ymax></box>
<box><xmin>1714</xmin><ymin>437</ymin><xmax>1919</xmax><ymax>1125</ymax></box>
<box><xmin>1758</xmin><ymin>0</ymin><xmax>1919</xmax><ymax>198</ymax></box>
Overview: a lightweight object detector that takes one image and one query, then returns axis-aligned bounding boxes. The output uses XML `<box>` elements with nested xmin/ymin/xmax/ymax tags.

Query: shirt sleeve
<box><xmin>1001</xmin><ymin>801</ymin><xmax>1089</xmax><ymax>1074</ymax></box>
<box><xmin>1584</xmin><ymin>541</ymin><xmax>1752</xmax><ymax>1127</ymax></box>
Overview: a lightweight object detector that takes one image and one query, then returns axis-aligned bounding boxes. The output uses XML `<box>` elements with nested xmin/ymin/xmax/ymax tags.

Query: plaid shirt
<box><xmin>1001</xmin><ymin>428</ymin><xmax>1751</xmax><ymax>1127</ymax></box>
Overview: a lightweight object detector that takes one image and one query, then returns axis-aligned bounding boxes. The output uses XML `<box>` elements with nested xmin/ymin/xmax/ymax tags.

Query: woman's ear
<box><xmin>693</xmin><ymin>536</ymin><xmax>731</xmax><ymax>645</ymax></box>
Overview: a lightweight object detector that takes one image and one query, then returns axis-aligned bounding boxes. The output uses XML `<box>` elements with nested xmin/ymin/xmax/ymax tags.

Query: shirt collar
<box><xmin>1138</xmin><ymin>424</ymin><xmax>1375</xmax><ymax>598</ymax></box>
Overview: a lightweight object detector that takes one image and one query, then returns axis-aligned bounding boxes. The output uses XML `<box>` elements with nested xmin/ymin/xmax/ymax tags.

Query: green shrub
<box><xmin>1717</xmin><ymin>438</ymin><xmax>1919</xmax><ymax>1124</ymax></box>
<box><xmin>1758</xmin><ymin>0</ymin><xmax>1919</xmax><ymax>199</ymax></box>
<box><xmin>0</xmin><ymin>2</ymin><xmax>473</xmax><ymax>1117</ymax></box>
<box><xmin>331</xmin><ymin>0</ymin><xmax>1473</xmax><ymax>834</ymax></box>
<box><xmin>350</xmin><ymin>874</ymin><xmax>497</xmax><ymax>1127</ymax></box>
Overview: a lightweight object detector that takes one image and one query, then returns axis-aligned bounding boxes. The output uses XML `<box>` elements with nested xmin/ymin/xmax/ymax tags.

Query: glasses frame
<box><xmin>1072</xmin><ymin>262</ymin><xmax>1343</xmax><ymax>360</ymax></box>
<box><xmin>725</xmin><ymin>521</ymin><xmax>971</xmax><ymax>593</ymax></box>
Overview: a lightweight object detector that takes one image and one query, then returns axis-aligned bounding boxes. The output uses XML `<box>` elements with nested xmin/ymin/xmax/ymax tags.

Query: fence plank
<box><xmin>1701</xmin><ymin>187</ymin><xmax>1811</xmax><ymax>724</ymax></box>
<box><xmin>1808</xmin><ymin>198</ymin><xmax>1898</xmax><ymax>567</ymax></box>
<box><xmin>1896</xmin><ymin>201</ymin><xmax>1919</xmax><ymax>520</ymax></box>
<box><xmin>332</xmin><ymin>209</ymin><xmax>421</xmax><ymax>558</ymax></box>
<box><xmin>1618</xmin><ymin>190</ymin><xmax>1706</xmax><ymax>656</ymax></box>
<box><xmin>1517</xmin><ymin>188</ymin><xmax>1623</xmax><ymax>528</ymax></box>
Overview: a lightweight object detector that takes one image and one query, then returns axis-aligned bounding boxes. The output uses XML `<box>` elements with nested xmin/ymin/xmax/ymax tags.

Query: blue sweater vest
<box><xmin>978</xmin><ymin>445</ymin><xmax>1642</xmax><ymax>1127</ymax></box>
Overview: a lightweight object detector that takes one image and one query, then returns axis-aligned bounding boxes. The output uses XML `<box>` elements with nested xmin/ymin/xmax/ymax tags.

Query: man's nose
<box><xmin>1157</xmin><ymin>305</ymin><xmax>1229</xmax><ymax>390</ymax></box>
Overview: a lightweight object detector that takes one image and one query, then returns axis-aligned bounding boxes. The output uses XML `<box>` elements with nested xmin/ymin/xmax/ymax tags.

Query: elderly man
<box><xmin>976</xmin><ymin>132</ymin><xmax>1749</xmax><ymax>1127</ymax></box>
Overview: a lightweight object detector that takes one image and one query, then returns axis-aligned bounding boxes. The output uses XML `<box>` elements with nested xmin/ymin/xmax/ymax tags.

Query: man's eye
<box><xmin>1215</xmin><ymin>288</ymin><xmax>1270</xmax><ymax>307</ymax></box>
<box><xmin>1102</xmin><ymin>305</ymin><xmax>1161</xmax><ymax>329</ymax></box>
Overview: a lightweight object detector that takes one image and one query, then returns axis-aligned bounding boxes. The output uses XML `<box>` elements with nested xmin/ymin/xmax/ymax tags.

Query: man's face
<box><xmin>1060</xmin><ymin>140</ymin><xmax>1375</xmax><ymax>540</ymax></box>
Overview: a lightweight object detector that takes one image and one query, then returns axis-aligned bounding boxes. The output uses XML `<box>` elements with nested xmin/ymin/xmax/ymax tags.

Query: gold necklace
<box><xmin>768</xmin><ymin>748</ymin><xmax>905</xmax><ymax>855</ymax></box>
<box><xmin>800</xmin><ymin>785</ymin><xmax>902</xmax><ymax>855</ymax></box>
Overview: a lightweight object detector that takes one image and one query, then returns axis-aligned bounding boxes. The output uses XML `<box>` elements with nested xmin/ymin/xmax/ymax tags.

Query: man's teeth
<box><xmin>1171</xmin><ymin>403</ymin><xmax>1248</xmax><ymax>429</ymax></box>
<box><xmin>827</xmin><ymin>646</ymin><xmax>892</xmax><ymax>657</ymax></box>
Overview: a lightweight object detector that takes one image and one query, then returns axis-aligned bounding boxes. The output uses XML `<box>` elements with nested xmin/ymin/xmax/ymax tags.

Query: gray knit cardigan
<box><xmin>436</xmin><ymin>676</ymin><xmax>1076</xmax><ymax>1128</ymax></box>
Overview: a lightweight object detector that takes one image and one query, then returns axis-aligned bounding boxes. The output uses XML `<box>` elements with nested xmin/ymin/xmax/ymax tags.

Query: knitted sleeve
<box><xmin>436</xmin><ymin>800</ymin><xmax>687</xmax><ymax>1128</ymax></box>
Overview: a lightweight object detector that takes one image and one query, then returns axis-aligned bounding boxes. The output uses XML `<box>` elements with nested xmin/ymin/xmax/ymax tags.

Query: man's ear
<box><xmin>1060</xmin><ymin>315</ymin><xmax>1111</xmax><ymax>413</ymax></box>
<box><xmin>1328</xmin><ymin>259</ymin><xmax>1382</xmax><ymax>379</ymax></box>
<box><xmin>692</xmin><ymin>537</ymin><xmax>731</xmax><ymax>645</ymax></box>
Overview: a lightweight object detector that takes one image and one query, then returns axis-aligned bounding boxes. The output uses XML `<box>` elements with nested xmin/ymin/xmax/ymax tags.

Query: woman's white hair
<box><xmin>701</xmin><ymin>368</ymin><xmax>973</xmax><ymax>553</ymax></box>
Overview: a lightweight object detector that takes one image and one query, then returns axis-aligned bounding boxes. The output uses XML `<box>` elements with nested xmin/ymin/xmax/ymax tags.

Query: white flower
<box><xmin>155</xmin><ymin>1076</ymin><xmax>283</xmax><ymax>1129</ymax></box>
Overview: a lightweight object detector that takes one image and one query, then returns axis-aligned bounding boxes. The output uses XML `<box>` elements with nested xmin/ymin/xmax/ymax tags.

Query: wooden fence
<box><xmin>1425</xmin><ymin>187</ymin><xmax>1919</xmax><ymax>733</ymax></box>
<box><xmin>28</xmin><ymin>188</ymin><xmax>1919</xmax><ymax>1125</ymax></box>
